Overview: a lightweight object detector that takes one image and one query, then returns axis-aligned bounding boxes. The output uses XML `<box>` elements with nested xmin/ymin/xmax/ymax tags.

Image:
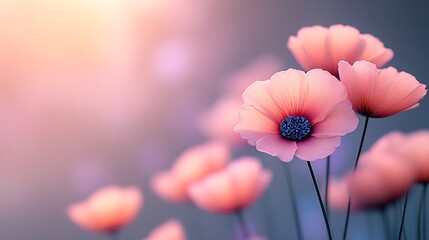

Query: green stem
<box><xmin>236</xmin><ymin>209</ymin><xmax>250</xmax><ymax>240</ymax></box>
<box><xmin>283</xmin><ymin>163</ymin><xmax>304</xmax><ymax>240</ymax></box>
<box><xmin>325</xmin><ymin>155</ymin><xmax>331</xmax><ymax>217</ymax></box>
<box><xmin>397</xmin><ymin>193</ymin><xmax>409</xmax><ymax>240</ymax></box>
<box><xmin>342</xmin><ymin>116</ymin><xmax>370</xmax><ymax>240</ymax></box>
<box><xmin>307</xmin><ymin>161</ymin><xmax>333</xmax><ymax>240</ymax></box>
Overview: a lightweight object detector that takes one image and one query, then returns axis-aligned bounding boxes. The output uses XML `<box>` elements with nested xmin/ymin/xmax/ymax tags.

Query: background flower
<box><xmin>144</xmin><ymin>219</ymin><xmax>186</xmax><ymax>240</ymax></box>
<box><xmin>287</xmin><ymin>24</ymin><xmax>393</xmax><ymax>76</ymax></box>
<box><xmin>151</xmin><ymin>141</ymin><xmax>230</xmax><ymax>202</ymax></box>
<box><xmin>188</xmin><ymin>157</ymin><xmax>271</xmax><ymax>213</ymax></box>
<box><xmin>67</xmin><ymin>186</ymin><xmax>143</xmax><ymax>233</ymax></box>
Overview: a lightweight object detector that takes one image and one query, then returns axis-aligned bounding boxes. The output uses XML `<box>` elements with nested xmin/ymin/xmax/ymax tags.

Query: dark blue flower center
<box><xmin>279</xmin><ymin>116</ymin><xmax>312</xmax><ymax>141</ymax></box>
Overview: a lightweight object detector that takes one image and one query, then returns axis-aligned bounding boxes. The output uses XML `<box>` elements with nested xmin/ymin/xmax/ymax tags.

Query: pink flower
<box><xmin>197</xmin><ymin>96</ymin><xmax>244</xmax><ymax>146</ymax></box>
<box><xmin>327</xmin><ymin>178</ymin><xmax>351</xmax><ymax>212</ymax></box>
<box><xmin>235</xmin><ymin>69</ymin><xmax>358</xmax><ymax>162</ymax></box>
<box><xmin>151</xmin><ymin>141</ymin><xmax>230</xmax><ymax>203</ymax></box>
<box><xmin>144</xmin><ymin>219</ymin><xmax>186</xmax><ymax>240</ymax></box>
<box><xmin>338</xmin><ymin>60</ymin><xmax>427</xmax><ymax>117</ymax></box>
<box><xmin>287</xmin><ymin>24</ymin><xmax>393</xmax><ymax>76</ymax></box>
<box><xmin>188</xmin><ymin>157</ymin><xmax>271</xmax><ymax>213</ymax></box>
<box><xmin>348</xmin><ymin>151</ymin><xmax>415</xmax><ymax>208</ymax></box>
<box><xmin>400</xmin><ymin>130</ymin><xmax>429</xmax><ymax>182</ymax></box>
<box><xmin>67</xmin><ymin>186</ymin><xmax>143</xmax><ymax>233</ymax></box>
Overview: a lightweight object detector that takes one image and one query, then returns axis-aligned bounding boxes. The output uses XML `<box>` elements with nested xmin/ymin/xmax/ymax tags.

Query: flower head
<box><xmin>348</xmin><ymin>151</ymin><xmax>415</xmax><ymax>208</ymax></box>
<box><xmin>188</xmin><ymin>157</ymin><xmax>271</xmax><ymax>213</ymax></box>
<box><xmin>400</xmin><ymin>130</ymin><xmax>429</xmax><ymax>182</ymax></box>
<box><xmin>338</xmin><ymin>60</ymin><xmax>427</xmax><ymax>118</ymax></box>
<box><xmin>144</xmin><ymin>219</ymin><xmax>186</xmax><ymax>240</ymax></box>
<box><xmin>67</xmin><ymin>186</ymin><xmax>143</xmax><ymax>233</ymax></box>
<box><xmin>197</xmin><ymin>96</ymin><xmax>244</xmax><ymax>146</ymax></box>
<box><xmin>287</xmin><ymin>24</ymin><xmax>393</xmax><ymax>76</ymax></box>
<box><xmin>235</xmin><ymin>69</ymin><xmax>358</xmax><ymax>162</ymax></box>
<box><xmin>151</xmin><ymin>141</ymin><xmax>230</xmax><ymax>202</ymax></box>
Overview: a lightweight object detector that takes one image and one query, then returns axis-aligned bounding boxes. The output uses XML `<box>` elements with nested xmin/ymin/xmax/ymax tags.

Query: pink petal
<box><xmin>242</xmin><ymin>80</ymin><xmax>284</xmax><ymax>123</ymax></box>
<box><xmin>300</xmin><ymin>69</ymin><xmax>348</xmax><ymax>123</ymax></box>
<box><xmin>295</xmin><ymin>137</ymin><xmax>341</xmax><ymax>161</ymax></box>
<box><xmin>312</xmin><ymin>101</ymin><xmax>359</xmax><ymax>137</ymax></box>
<box><xmin>151</xmin><ymin>172</ymin><xmax>188</xmax><ymax>202</ymax></box>
<box><xmin>293</xmin><ymin>25</ymin><xmax>330</xmax><ymax>71</ymax></box>
<box><xmin>326</xmin><ymin>25</ymin><xmax>363</xmax><ymax>76</ymax></box>
<box><xmin>189</xmin><ymin>172</ymin><xmax>236</xmax><ymax>212</ymax></box>
<box><xmin>287</xmin><ymin>36</ymin><xmax>313</xmax><ymax>70</ymax></box>
<box><xmin>145</xmin><ymin>219</ymin><xmax>186</xmax><ymax>240</ymax></box>
<box><xmin>359</xmin><ymin>34</ymin><xmax>394</xmax><ymax>67</ymax></box>
<box><xmin>255</xmin><ymin>134</ymin><xmax>297</xmax><ymax>162</ymax></box>
<box><xmin>235</xmin><ymin>105</ymin><xmax>279</xmax><ymax>145</ymax></box>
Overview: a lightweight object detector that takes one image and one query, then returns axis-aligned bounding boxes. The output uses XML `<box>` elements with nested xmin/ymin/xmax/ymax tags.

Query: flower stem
<box><xmin>325</xmin><ymin>155</ymin><xmax>331</xmax><ymax>217</ymax></box>
<box><xmin>236</xmin><ymin>209</ymin><xmax>250</xmax><ymax>240</ymax></box>
<box><xmin>421</xmin><ymin>184</ymin><xmax>428</xmax><ymax>240</ymax></box>
<box><xmin>380</xmin><ymin>207</ymin><xmax>391</xmax><ymax>240</ymax></box>
<box><xmin>283</xmin><ymin>163</ymin><xmax>304</xmax><ymax>240</ymax></box>
<box><xmin>342</xmin><ymin>115</ymin><xmax>370</xmax><ymax>240</ymax></box>
<box><xmin>307</xmin><ymin>161</ymin><xmax>332</xmax><ymax>240</ymax></box>
<box><xmin>397</xmin><ymin>192</ymin><xmax>409</xmax><ymax>240</ymax></box>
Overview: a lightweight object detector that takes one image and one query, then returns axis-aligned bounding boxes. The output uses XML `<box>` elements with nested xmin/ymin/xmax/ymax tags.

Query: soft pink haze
<box><xmin>188</xmin><ymin>157</ymin><xmax>271</xmax><ymax>213</ymax></box>
<box><xmin>197</xmin><ymin>96</ymin><xmax>244</xmax><ymax>146</ymax></box>
<box><xmin>235</xmin><ymin>68</ymin><xmax>358</xmax><ymax>162</ymax></box>
<box><xmin>67</xmin><ymin>186</ymin><xmax>143</xmax><ymax>233</ymax></box>
<box><xmin>143</xmin><ymin>219</ymin><xmax>186</xmax><ymax>240</ymax></box>
<box><xmin>288</xmin><ymin>24</ymin><xmax>393</xmax><ymax>76</ymax></box>
<box><xmin>338</xmin><ymin>60</ymin><xmax>427</xmax><ymax>118</ymax></box>
<box><xmin>151</xmin><ymin>141</ymin><xmax>230</xmax><ymax>203</ymax></box>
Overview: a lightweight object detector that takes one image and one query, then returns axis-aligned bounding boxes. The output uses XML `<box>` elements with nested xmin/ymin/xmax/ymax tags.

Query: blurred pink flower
<box><xmin>328</xmin><ymin>178</ymin><xmax>351</xmax><ymax>212</ymax></box>
<box><xmin>235</xmin><ymin>69</ymin><xmax>358</xmax><ymax>162</ymax></box>
<box><xmin>400</xmin><ymin>130</ymin><xmax>429</xmax><ymax>182</ymax></box>
<box><xmin>197</xmin><ymin>96</ymin><xmax>244</xmax><ymax>146</ymax></box>
<box><xmin>67</xmin><ymin>186</ymin><xmax>143</xmax><ymax>233</ymax></box>
<box><xmin>287</xmin><ymin>24</ymin><xmax>393</xmax><ymax>76</ymax></box>
<box><xmin>188</xmin><ymin>157</ymin><xmax>271</xmax><ymax>213</ymax></box>
<box><xmin>151</xmin><ymin>141</ymin><xmax>230</xmax><ymax>203</ymax></box>
<box><xmin>338</xmin><ymin>60</ymin><xmax>427</xmax><ymax>117</ymax></box>
<box><xmin>144</xmin><ymin>219</ymin><xmax>186</xmax><ymax>240</ymax></box>
<box><xmin>348</xmin><ymin>151</ymin><xmax>415</xmax><ymax>208</ymax></box>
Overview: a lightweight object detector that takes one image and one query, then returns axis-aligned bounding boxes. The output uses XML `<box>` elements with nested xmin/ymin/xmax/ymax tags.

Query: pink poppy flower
<box><xmin>235</xmin><ymin>69</ymin><xmax>358</xmax><ymax>162</ymax></box>
<box><xmin>197</xmin><ymin>96</ymin><xmax>244</xmax><ymax>146</ymax></box>
<box><xmin>348</xmin><ymin>151</ymin><xmax>415</xmax><ymax>208</ymax></box>
<box><xmin>338</xmin><ymin>60</ymin><xmax>427</xmax><ymax>117</ymax></box>
<box><xmin>144</xmin><ymin>219</ymin><xmax>186</xmax><ymax>240</ymax></box>
<box><xmin>188</xmin><ymin>157</ymin><xmax>271</xmax><ymax>213</ymax></box>
<box><xmin>67</xmin><ymin>186</ymin><xmax>143</xmax><ymax>233</ymax></box>
<box><xmin>400</xmin><ymin>130</ymin><xmax>429</xmax><ymax>182</ymax></box>
<box><xmin>151</xmin><ymin>141</ymin><xmax>230</xmax><ymax>202</ymax></box>
<box><xmin>287</xmin><ymin>24</ymin><xmax>393</xmax><ymax>76</ymax></box>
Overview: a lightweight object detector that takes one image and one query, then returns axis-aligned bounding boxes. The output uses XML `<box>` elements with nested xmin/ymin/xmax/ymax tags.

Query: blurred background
<box><xmin>0</xmin><ymin>0</ymin><xmax>428</xmax><ymax>239</ymax></box>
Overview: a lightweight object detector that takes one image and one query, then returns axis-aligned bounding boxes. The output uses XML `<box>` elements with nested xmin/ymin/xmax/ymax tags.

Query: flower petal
<box><xmin>255</xmin><ymin>134</ymin><xmax>297</xmax><ymax>162</ymax></box>
<box><xmin>295</xmin><ymin>136</ymin><xmax>341</xmax><ymax>161</ymax></box>
<box><xmin>312</xmin><ymin>101</ymin><xmax>359</xmax><ymax>137</ymax></box>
